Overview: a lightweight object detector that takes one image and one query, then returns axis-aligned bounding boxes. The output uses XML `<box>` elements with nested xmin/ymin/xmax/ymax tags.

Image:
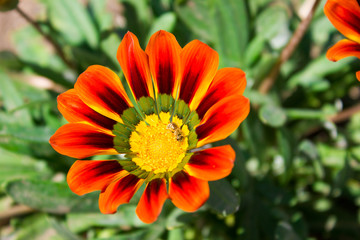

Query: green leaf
<box><xmin>275</xmin><ymin>221</ymin><xmax>301</xmax><ymax>240</ymax></box>
<box><xmin>0</xmin><ymin>70</ymin><xmax>32</xmax><ymax>126</ymax></box>
<box><xmin>175</xmin><ymin>0</ymin><xmax>249</xmax><ymax>67</ymax></box>
<box><xmin>89</xmin><ymin>0</ymin><xmax>113</xmax><ymax>32</ymax></box>
<box><xmin>287</xmin><ymin>55</ymin><xmax>352</xmax><ymax>89</ymax></box>
<box><xmin>43</xmin><ymin>0</ymin><xmax>99</xmax><ymax>48</ymax></box>
<box><xmin>0</xmin><ymin>147</ymin><xmax>51</xmax><ymax>185</ymax></box>
<box><xmin>207</xmin><ymin>179</ymin><xmax>240</xmax><ymax>216</ymax></box>
<box><xmin>14</xmin><ymin>214</ymin><xmax>64</xmax><ymax>240</ymax></box>
<box><xmin>146</xmin><ymin>12</ymin><xmax>177</xmax><ymax>43</ymax></box>
<box><xmin>66</xmin><ymin>206</ymin><xmax>146</xmax><ymax>233</ymax></box>
<box><xmin>259</xmin><ymin>104</ymin><xmax>287</xmax><ymax>128</ymax></box>
<box><xmin>244</xmin><ymin>36</ymin><xmax>266</xmax><ymax>67</ymax></box>
<box><xmin>256</xmin><ymin>5</ymin><xmax>290</xmax><ymax>49</ymax></box>
<box><xmin>212</xmin><ymin>0</ymin><xmax>249</xmax><ymax>66</ymax></box>
<box><xmin>1</xmin><ymin>125</ymin><xmax>55</xmax><ymax>143</ymax></box>
<box><xmin>49</xmin><ymin>217</ymin><xmax>81</xmax><ymax>240</ymax></box>
<box><xmin>12</xmin><ymin>26</ymin><xmax>66</xmax><ymax>71</ymax></box>
<box><xmin>4</xmin><ymin>179</ymin><xmax>99</xmax><ymax>214</ymax></box>
<box><xmin>0</xmin><ymin>51</ymin><xmax>23</xmax><ymax>70</ymax></box>
<box><xmin>101</xmin><ymin>33</ymin><xmax>122</xmax><ymax>70</ymax></box>
<box><xmin>168</xmin><ymin>228</ymin><xmax>184</xmax><ymax>240</ymax></box>
<box><xmin>166</xmin><ymin>208</ymin><xmax>194</xmax><ymax>229</ymax></box>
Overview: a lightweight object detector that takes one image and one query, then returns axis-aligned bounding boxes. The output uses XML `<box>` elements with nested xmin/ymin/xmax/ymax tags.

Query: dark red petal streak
<box><xmin>145</xmin><ymin>30</ymin><xmax>182</xmax><ymax>96</ymax></box>
<box><xmin>136</xmin><ymin>179</ymin><xmax>168</xmax><ymax>223</ymax></box>
<box><xmin>179</xmin><ymin>40</ymin><xmax>219</xmax><ymax>110</ymax></box>
<box><xmin>117</xmin><ymin>32</ymin><xmax>152</xmax><ymax>99</ymax></box>
<box><xmin>67</xmin><ymin>160</ymin><xmax>125</xmax><ymax>195</ymax></box>
<box><xmin>326</xmin><ymin>39</ymin><xmax>360</xmax><ymax>61</ymax></box>
<box><xmin>324</xmin><ymin>0</ymin><xmax>360</xmax><ymax>43</ymax></box>
<box><xmin>197</xmin><ymin>68</ymin><xmax>246</xmax><ymax>119</ymax></box>
<box><xmin>75</xmin><ymin>65</ymin><xmax>131</xmax><ymax>123</ymax></box>
<box><xmin>169</xmin><ymin>171</ymin><xmax>209</xmax><ymax>212</ymax></box>
<box><xmin>49</xmin><ymin>123</ymin><xmax>117</xmax><ymax>159</ymax></box>
<box><xmin>185</xmin><ymin>145</ymin><xmax>235</xmax><ymax>181</ymax></box>
<box><xmin>196</xmin><ymin>96</ymin><xmax>250</xmax><ymax>147</ymax></box>
<box><xmin>99</xmin><ymin>174</ymin><xmax>143</xmax><ymax>214</ymax></box>
<box><xmin>58</xmin><ymin>89</ymin><xmax>116</xmax><ymax>130</ymax></box>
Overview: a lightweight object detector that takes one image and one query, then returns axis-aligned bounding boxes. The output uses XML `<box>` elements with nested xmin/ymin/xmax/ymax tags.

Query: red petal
<box><xmin>135</xmin><ymin>179</ymin><xmax>168</xmax><ymax>223</ymax></box>
<box><xmin>185</xmin><ymin>145</ymin><xmax>235</xmax><ymax>181</ymax></box>
<box><xmin>99</xmin><ymin>174</ymin><xmax>144</xmax><ymax>214</ymax></box>
<box><xmin>196</xmin><ymin>96</ymin><xmax>250</xmax><ymax>147</ymax></box>
<box><xmin>145</xmin><ymin>30</ymin><xmax>182</xmax><ymax>97</ymax></box>
<box><xmin>117</xmin><ymin>32</ymin><xmax>152</xmax><ymax>99</ymax></box>
<box><xmin>74</xmin><ymin>65</ymin><xmax>131</xmax><ymax>123</ymax></box>
<box><xmin>169</xmin><ymin>171</ymin><xmax>209</xmax><ymax>212</ymax></box>
<box><xmin>326</xmin><ymin>39</ymin><xmax>360</xmax><ymax>61</ymax></box>
<box><xmin>67</xmin><ymin>160</ymin><xmax>125</xmax><ymax>195</ymax></box>
<box><xmin>179</xmin><ymin>40</ymin><xmax>219</xmax><ymax>110</ymax></box>
<box><xmin>49</xmin><ymin>123</ymin><xmax>117</xmax><ymax>159</ymax></box>
<box><xmin>325</xmin><ymin>0</ymin><xmax>360</xmax><ymax>43</ymax></box>
<box><xmin>197</xmin><ymin>68</ymin><xmax>246</xmax><ymax>119</ymax></box>
<box><xmin>58</xmin><ymin>89</ymin><xmax>116</xmax><ymax>130</ymax></box>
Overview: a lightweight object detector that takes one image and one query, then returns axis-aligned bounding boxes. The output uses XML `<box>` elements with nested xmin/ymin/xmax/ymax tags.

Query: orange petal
<box><xmin>327</xmin><ymin>39</ymin><xmax>360</xmax><ymax>61</ymax></box>
<box><xmin>179</xmin><ymin>40</ymin><xmax>219</xmax><ymax>111</ymax></box>
<box><xmin>49</xmin><ymin>123</ymin><xmax>117</xmax><ymax>159</ymax></box>
<box><xmin>67</xmin><ymin>160</ymin><xmax>125</xmax><ymax>195</ymax></box>
<box><xmin>117</xmin><ymin>32</ymin><xmax>152</xmax><ymax>99</ymax></box>
<box><xmin>58</xmin><ymin>89</ymin><xmax>116</xmax><ymax>130</ymax></box>
<box><xmin>135</xmin><ymin>179</ymin><xmax>168</xmax><ymax>223</ymax></box>
<box><xmin>196</xmin><ymin>96</ymin><xmax>250</xmax><ymax>147</ymax></box>
<box><xmin>357</xmin><ymin>71</ymin><xmax>360</xmax><ymax>81</ymax></box>
<box><xmin>98</xmin><ymin>174</ymin><xmax>144</xmax><ymax>214</ymax></box>
<box><xmin>324</xmin><ymin>0</ymin><xmax>360</xmax><ymax>43</ymax></box>
<box><xmin>74</xmin><ymin>65</ymin><xmax>131</xmax><ymax>123</ymax></box>
<box><xmin>185</xmin><ymin>145</ymin><xmax>235</xmax><ymax>181</ymax></box>
<box><xmin>197</xmin><ymin>68</ymin><xmax>246</xmax><ymax>119</ymax></box>
<box><xmin>169</xmin><ymin>171</ymin><xmax>209</xmax><ymax>212</ymax></box>
<box><xmin>145</xmin><ymin>30</ymin><xmax>182</xmax><ymax>97</ymax></box>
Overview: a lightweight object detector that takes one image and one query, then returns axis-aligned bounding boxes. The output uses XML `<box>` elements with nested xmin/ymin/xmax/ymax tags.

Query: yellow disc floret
<box><xmin>129</xmin><ymin>112</ymin><xmax>189</xmax><ymax>174</ymax></box>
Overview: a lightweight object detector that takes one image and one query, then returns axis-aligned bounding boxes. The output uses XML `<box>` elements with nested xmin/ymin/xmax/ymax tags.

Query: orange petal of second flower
<box><xmin>169</xmin><ymin>171</ymin><xmax>209</xmax><ymax>212</ymax></box>
<box><xmin>49</xmin><ymin>123</ymin><xmax>117</xmax><ymax>159</ymax></box>
<box><xmin>196</xmin><ymin>96</ymin><xmax>250</xmax><ymax>147</ymax></box>
<box><xmin>325</xmin><ymin>0</ymin><xmax>360</xmax><ymax>43</ymax></box>
<box><xmin>136</xmin><ymin>179</ymin><xmax>168</xmax><ymax>223</ymax></box>
<box><xmin>185</xmin><ymin>145</ymin><xmax>235</xmax><ymax>181</ymax></box>
<box><xmin>327</xmin><ymin>39</ymin><xmax>360</xmax><ymax>61</ymax></box>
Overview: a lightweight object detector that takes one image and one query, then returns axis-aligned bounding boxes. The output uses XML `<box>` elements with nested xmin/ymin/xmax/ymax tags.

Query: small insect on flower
<box><xmin>49</xmin><ymin>30</ymin><xmax>250</xmax><ymax>224</ymax></box>
<box><xmin>166</xmin><ymin>122</ymin><xmax>185</xmax><ymax>142</ymax></box>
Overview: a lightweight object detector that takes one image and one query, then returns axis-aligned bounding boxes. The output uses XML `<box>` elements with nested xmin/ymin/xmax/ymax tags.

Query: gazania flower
<box><xmin>49</xmin><ymin>30</ymin><xmax>249</xmax><ymax>223</ymax></box>
<box><xmin>325</xmin><ymin>0</ymin><xmax>360</xmax><ymax>81</ymax></box>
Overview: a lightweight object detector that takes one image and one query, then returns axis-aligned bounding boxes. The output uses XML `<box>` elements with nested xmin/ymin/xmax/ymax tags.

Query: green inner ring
<box><xmin>112</xmin><ymin>94</ymin><xmax>200</xmax><ymax>182</ymax></box>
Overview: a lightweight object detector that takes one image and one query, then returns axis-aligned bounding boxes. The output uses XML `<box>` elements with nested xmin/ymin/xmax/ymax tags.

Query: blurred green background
<box><xmin>0</xmin><ymin>0</ymin><xmax>360</xmax><ymax>239</ymax></box>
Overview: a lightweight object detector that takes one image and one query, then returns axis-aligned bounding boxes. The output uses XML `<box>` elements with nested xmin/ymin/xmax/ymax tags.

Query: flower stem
<box><xmin>15</xmin><ymin>6</ymin><xmax>75</xmax><ymax>70</ymax></box>
<box><xmin>258</xmin><ymin>0</ymin><xmax>322</xmax><ymax>95</ymax></box>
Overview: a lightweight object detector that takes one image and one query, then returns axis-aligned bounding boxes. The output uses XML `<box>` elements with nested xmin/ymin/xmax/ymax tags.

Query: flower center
<box><xmin>129</xmin><ymin>112</ymin><xmax>189</xmax><ymax>174</ymax></box>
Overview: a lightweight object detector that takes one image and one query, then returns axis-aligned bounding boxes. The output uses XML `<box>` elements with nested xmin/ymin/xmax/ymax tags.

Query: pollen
<box><xmin>129</xmin><ymin>112</ymin><xmax>189</xmax><ymax>174</ymax></box>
